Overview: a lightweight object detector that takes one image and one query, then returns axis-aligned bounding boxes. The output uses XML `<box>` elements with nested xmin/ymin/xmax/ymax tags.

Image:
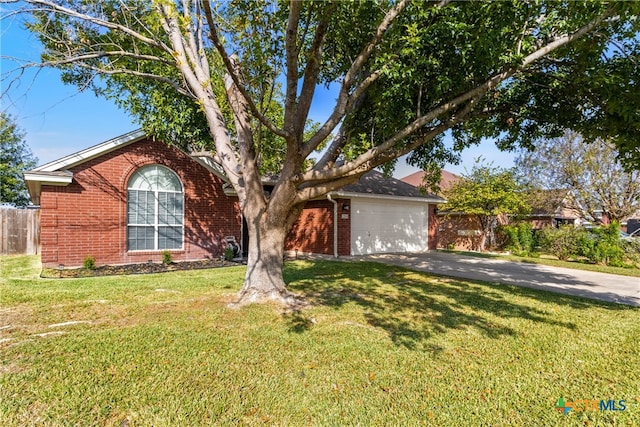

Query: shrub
<box><xmin>224</xmin><ymin>246</ymin><xmax>235</xmax><ymax>261</ymax></box>
<box><xmin>499</xmin><ymin>222</ymin><xmax>536</xmax><ymax>256</ymax></box>
<box><xmin>161</xmin><ymin>250</ymin><xmax>173</xmax><ymax>265</ymax></box>
<box><xmin>538</xmin><ymin>226</ymin><xmax>583</xmax><ymax>261</ymax></box>
<box><xmin>498</xmin><ymin>224</ymin><xmax>518</xmax><ymax>251</ymax></box>
<box><xmin>517</xmin><ymin>222</ymin><xmax>536</xmax><ymax>254</ymax></box>
<box><xmin>83</xmin><ymin>256</ymin><xmax>96</xmax><ymax>270</ymax></box>
<box><xmin>578</xmin><ymin>223</ymin><xmax>625</xmax><ymax>266</ymax></box>
<box><xmin>538</xmin><ymin>222</ymin><xmax>631</xmax><ymax>266</ymax></box>
<box><xmin>621</xmin><ymin>239</ymin><xmax>640</xmax><ymax>267</ymax></box>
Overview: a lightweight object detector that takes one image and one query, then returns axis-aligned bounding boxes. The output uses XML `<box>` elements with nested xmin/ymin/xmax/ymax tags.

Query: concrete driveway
<box><xmin>352</xmin><ymin>251</ymin><xmax>640</xmax><ymax>307</ymax></box>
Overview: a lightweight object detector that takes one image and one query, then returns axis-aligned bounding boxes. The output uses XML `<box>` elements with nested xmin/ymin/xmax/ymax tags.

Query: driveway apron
<box><xmin>352</xmin><ymin>252</ymin><xmax>640</xmax><ymax>307</ymax></box>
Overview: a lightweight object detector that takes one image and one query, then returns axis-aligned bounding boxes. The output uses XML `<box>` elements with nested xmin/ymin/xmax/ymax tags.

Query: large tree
<box><xmin>442</xmin><ymin>161</ymin><xmax>529</xmax><ymax>251</ymax></box>
<box><xmin>515</xmin><ymin>131</ymin><xmax>640</xmax><ymax>224</ymax></box>
<box><xmin>3</xmin><ymin>0</ymin><xmax>639</xmax><ymax>305</ymax></box>
<box><xmin>0</xmin><ymin>112</ymin><xmax>37</xmax><ymax>207</ymax></box>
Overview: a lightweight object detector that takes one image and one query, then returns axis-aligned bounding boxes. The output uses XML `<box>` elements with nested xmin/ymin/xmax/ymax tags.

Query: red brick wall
<box><xmin>428</xmin><ymin>204</ymin><xmax>439</xmax><ymax>250</ymax></box>
<box><xmin>437</xmin><ymin>213</ymin><xmax>509</xmax><ymax>251</ymax></box>
<box><xmin>286</xmin><ymin>198</ymin><xmax>350</xmax><ymax>257</ymax></box>
<box><xmin>336</xmin><ymin>199</ymin><xmax>351</xmax><ymax>256</ymax></box>
<box><xmin>437</xmin><ymin>214</ymin><xmax>484</xmax><ymax>251</ymax></box>
<box><xmin>39</xmin><ymin>139</ymin><xmax>241</xmax><ymax>268</ymax></box>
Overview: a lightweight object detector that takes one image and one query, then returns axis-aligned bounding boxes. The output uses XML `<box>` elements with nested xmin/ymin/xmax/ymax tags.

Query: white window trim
<box><xmin>127</xmin><ymin>165</ymin><xmax>185</xmax><ymax>252</ymax></box>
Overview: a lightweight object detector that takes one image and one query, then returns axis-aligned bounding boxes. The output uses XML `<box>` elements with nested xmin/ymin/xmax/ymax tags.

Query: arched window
<box><xmin>127</xmin><ymin>165</ymin><xmax>183</xmax><ymax>251</ymax></box>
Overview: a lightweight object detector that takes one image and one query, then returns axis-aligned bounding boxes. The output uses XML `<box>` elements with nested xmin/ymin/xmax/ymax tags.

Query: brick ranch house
<box><xmin>25</xmin><ymin>130</ymin><xmax>444</xmax><ymax>268</ymax></box>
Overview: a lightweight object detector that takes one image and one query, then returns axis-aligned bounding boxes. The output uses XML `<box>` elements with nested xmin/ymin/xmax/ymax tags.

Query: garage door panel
<box><xmin>350</xmin><ymin>199</ymin><xmax>427</xmax><ymax>255</ymax></box>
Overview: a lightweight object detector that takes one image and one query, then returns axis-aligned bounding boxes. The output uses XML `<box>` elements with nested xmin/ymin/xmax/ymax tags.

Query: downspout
<box><xmin>326</xmin><ymin>194</ymin><xmax>339</xmax><ymax>258</ymax></box>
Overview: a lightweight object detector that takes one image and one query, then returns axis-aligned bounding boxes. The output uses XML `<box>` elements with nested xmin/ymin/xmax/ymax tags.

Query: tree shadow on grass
<box><xmin>282</xmin><ymin>260</ymin><xmax>630</xmax><ymax>350</ymax></box>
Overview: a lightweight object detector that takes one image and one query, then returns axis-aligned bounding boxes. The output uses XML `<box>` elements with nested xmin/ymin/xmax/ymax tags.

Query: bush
<box><xmin>499</xmin><ymin>222</ymin><xmax>536</xmax><ymax>256</ymax></box>
<box><xmin>538</xmin><ymin>227</ymin><xmax>584</xmax><ymax>261</ymax></box>
<box><xmin>224</xmin><ymin>246</ymin><xmax>235</xmax><ymax>261</ymax></box>
<box><xmin>162</xmin><ymin>250</ymin><xmax>173</xmax><ymax>265</ymax></box>
<box><xmin>538</xmin><ymin>222</ymin><xmax>632</xmax><ymax>267</ymax></box>
<box><xmin>498</xmin><ymin>224</ymin><xmax>518</xmax><ymax>251</ymax></box>
<box><xmin>621</xmin><ymin>239</ymin><xmax>640</xmax><ymax>267</ymax></box>
<box><xmin>83</xmin><ymin>256</ymin><xmax>96</xmax><ymax>270</ymax></box>
<box><xmin>578</xmin><ymin>223</ymin><xmax>625</xmax><ymax>266</ymax></box>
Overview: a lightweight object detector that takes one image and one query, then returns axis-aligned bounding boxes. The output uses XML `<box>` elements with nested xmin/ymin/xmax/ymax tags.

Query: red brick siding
<box><xmin>286</xmin><ymin>198</ymin><xmax>351</xmax><ymax>257</ymax></box>
<box><xmin>428</xmin><ymin>204</ymin><xmax>439</xmax><ymax>250</ymax></box>
<box><xmin>39</xmin><ymin>139</ymin><xmax>241</xmax><ymax>268</ymax></box>
<box><xmin>437</xmin><ymin>213</ymin><xmax>508</xmax><ymax>251</ymax></box>
<box><xmin>529</xmin><ymin>217</ymin><xmax>554</xmax><ymax>230</ymax></box>
<box><xmin>336</xmin><ymin>199</ymin><xmax>350</xmax><ymax>256</ymax></box>
<box><xmin>437</xmin><ymin>214</ymin><xmax>484</xmax><ymax>251</ymax></box>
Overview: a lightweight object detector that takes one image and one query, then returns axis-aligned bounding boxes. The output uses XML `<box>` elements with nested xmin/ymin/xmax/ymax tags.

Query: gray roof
<box><xmin>340</xmin><ymin>169</ymin><xmax>445</xmax><ymax>202</ymax></box>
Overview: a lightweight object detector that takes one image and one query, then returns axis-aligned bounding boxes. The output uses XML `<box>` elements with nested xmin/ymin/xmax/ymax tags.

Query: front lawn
<box><xmin>1</xmin><ymin>255</ymin><xmax>638</xmax><ymax>426</ymax></box>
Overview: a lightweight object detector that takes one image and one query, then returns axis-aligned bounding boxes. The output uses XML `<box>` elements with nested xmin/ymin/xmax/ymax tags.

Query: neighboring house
<box><xmin>435</xmin><ymin>212</ymin><xmax>509</xmax><ymax>251</ymax></box>
<box><xmin>24</xmin><ymin>130</ymin><xmax>444</xmax><ymax>268</ymax></box>
<box><xmin>402</xmin><ymin>169</ymin><xmax>489</xmax><ymax>251</ymax></box>
<box><xmin>624</xmin><ymin>208</ymin><xmax>640</xmax><ymax>234</ymax></box>
<box><xmin>627</xmin><ymin>216</ymin><xmax>640</xmax><ymax>235</ymax></box>
<box><xmin>524</xmin><ymin>189</ymin><xmax>582</xmax><ymax>229</ymax></box>
<box><xmin>402</xmin><ymin>172</ymin><xmax>586</xmax><ymax>251</ymax></box>
<box><xmin>401</xmin><ymin>169</ymin><xmax>460</xmax><ymax>194</ymax></box>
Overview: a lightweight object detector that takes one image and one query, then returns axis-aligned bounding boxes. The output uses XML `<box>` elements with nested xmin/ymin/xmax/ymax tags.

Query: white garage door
<box><xmin>350</xmin><ymin>198</ymin><xmax>428</xmax><ymax>255</ymax></box>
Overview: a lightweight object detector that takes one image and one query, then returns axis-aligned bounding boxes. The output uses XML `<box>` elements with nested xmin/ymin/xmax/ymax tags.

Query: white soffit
<box><xmin>32</xmin><ymin>129</ymin><xmax>146</xmax><ymax>173</ymax></box>
<box><xmin>331</xmin><ymin>190</ymin><xmax>443</xmax><ymax>204</ymax></box>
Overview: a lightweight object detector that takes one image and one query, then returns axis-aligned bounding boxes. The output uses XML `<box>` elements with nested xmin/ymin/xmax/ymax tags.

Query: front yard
<box><xmin>1</xmin><ymin>255</ymin><xmax>638</xmax><ymax>426</ymax></box>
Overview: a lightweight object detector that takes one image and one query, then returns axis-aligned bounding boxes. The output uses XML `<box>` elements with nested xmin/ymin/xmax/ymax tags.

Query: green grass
<box><xmin>1</xmin><ymin>255</ymin><xmax>639</xmax><ymax>426</ymax></box>
<box><xmin>443</xmin><ymin>249</ymin><xmax>640</xmax><ymax>277</ymax></box>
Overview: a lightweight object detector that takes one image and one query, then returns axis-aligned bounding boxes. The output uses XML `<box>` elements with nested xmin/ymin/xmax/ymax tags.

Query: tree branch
<box><xmin>305</xmin><ymin>6</ymin><xmax>614</xmax><ymax>182</ymax></box>
<box><xmin>155</xmin><ymin>2</ymin><xmax>244</xmax><ymax>201</ymax></box>
<box><xmin>17</xmin><ymin>0</ymin><xmax>172</xmax><ymax>52</ymax></box>
<box><xmin>283</xmin><ymin>0</ymin><xmax>302</xmax><ymax>132</ymax></box>
<box><xmin>21</xmin><ymin>50</ymin><xmax>174</xmax><ymax>68</ymax></box>
<box><xmin>342</xmin><ymin>0</ymin><xmax>411</xmax><ymax>90</ymax></box>
<box><xmin>293</xmin><ymin>2</ymin><xmax>336</xmax><ymax>137</ymax></box>
<box><xmin>201</xmin><ymin>0</ymin><xmax>288</xmax><ymax>139</ymax></box>
<box><xmin>299</xmin><ymin>0</ymin><xmax>411</xmax><ymax>156</ymax></box>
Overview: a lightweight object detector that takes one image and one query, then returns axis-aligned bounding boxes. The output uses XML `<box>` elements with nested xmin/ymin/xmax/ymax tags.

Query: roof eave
<box><xmin>23</xmin><ymin>170</ymin><xmax>74</xmax><ymax>205</ymax></box>
<box><xmin>32</xmin><ymin>129</ymin><xmax>146</xmax><ymax>173</ymax></box>
<box><xmin>189</xmin><ymin>155</ymin><xmax>229</xmax><ymax>182</ymax></box>
<box><xmin>331</xmin><ymin>190</ymin><xmax>445</xmax><ymax>204</ymax></box>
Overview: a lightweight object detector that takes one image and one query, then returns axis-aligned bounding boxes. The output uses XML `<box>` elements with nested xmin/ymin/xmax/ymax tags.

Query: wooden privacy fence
<box><xmin>0</xmin><ymin>207</ymin><xmax>40</xmax><ymax>255</ymax></box>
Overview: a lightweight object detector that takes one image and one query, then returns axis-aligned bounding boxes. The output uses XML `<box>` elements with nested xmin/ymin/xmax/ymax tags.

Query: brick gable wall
<box><xmin>39</xmin><ymin>138</ymin><xmax>240</xmax><ymax>268</ymax></box>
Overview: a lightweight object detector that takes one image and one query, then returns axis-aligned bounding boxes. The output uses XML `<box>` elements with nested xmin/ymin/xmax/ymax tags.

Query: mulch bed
<box><xmin>41</xmin><ymin>258</ymin><xmax>243</xmax><ymax>279</ymax></box>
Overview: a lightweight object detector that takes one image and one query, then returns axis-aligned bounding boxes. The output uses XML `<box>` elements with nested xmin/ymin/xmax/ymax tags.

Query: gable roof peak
<box><xmin>32</xmin><ymin>129</ymin><xmax>147</xmax><ymax>173</ymax></box>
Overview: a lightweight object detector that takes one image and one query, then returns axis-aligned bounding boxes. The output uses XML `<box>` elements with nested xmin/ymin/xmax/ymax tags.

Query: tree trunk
<box><xmin>232</xmin><ymin>203</ymin><xmax>303</xmax><ymax>308</ymax></box>
<box><xmin>477</xmin><ymin>215</ymin><xmax>490</xmax><ymax>252</ymax></box>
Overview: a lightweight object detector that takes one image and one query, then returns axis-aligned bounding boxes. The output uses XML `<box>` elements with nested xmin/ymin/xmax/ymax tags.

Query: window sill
<box><xmin>127</xmin><ymin>249</ymin><xmax>185</xmax><ymax>254</ymax></box>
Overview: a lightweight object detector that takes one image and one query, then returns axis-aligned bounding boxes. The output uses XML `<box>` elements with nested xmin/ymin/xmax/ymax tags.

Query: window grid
<box><xmin>127</xmin><ymin>165</ymin><xmax>184</xmax><ymax>251</ymax></box>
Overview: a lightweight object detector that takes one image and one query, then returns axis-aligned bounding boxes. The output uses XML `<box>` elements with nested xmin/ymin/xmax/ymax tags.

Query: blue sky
<box><xmin>1</xmin><ymin>13</ymin><xmax>514</xmax><ymax>178</ymax></box>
